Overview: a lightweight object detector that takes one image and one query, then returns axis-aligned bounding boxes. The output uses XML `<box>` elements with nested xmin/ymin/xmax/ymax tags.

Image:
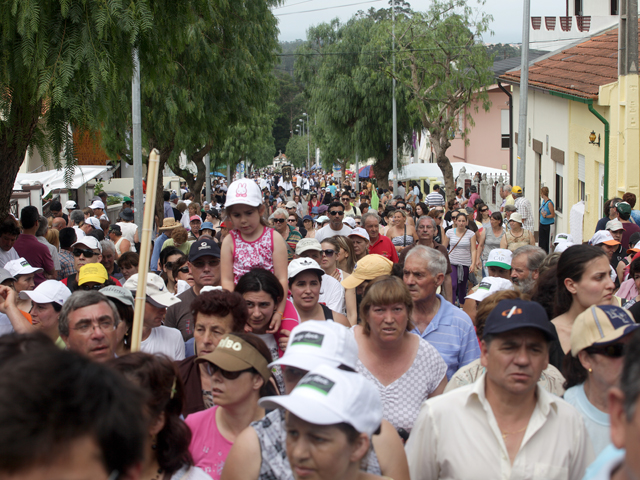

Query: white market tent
<box><xmin>14</xmin><ymin>166</ymin><xmax>110</xmax><ymax>197</ymax></box>
<box><xmin>388</xmin><ymin>162</ymin><xmax>507</xmax><ymax>182</ymax></box>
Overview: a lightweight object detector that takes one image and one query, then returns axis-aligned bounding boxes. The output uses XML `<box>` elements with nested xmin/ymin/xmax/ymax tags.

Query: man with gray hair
<box><xmin>36</xmin><ymin>215</ymin><xmax>60</xmax><ymax>278</ymax></box>
<box><xmin>500</xmin><ymin>184</ymin><xmax>514</xmax><ymax>212</ymax></box>
<box><xmin>403</xmin><ymin>245</ymin><xmax>480</xmax><ymax>379</ymax></box>
<box><xmin>363</xmin><ymin>211</ymin><xmax>398</xmax><ymax>262</ymax></box>
<box><xmin>59</xmin><ymin>291</ymin><xmax>121</xmax><ymax>362</ymax></box>
<box><xmin>510</xmin><ymin>245</ymin><xmax>546</xmax><ymax>294</ymax></box>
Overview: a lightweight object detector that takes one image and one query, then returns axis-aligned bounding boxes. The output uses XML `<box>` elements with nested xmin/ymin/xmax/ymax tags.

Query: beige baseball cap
<box><xmin>341</xmin><ymin>254</ymin><xmax>393</xmax><ymax>289</ymax></box>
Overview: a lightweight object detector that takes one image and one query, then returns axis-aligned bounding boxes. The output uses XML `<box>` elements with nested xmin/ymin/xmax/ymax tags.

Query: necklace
<box><xmin>501</xmin><ymin>425</ymin><xmax>527</xmax><ymax>439</ymax></box>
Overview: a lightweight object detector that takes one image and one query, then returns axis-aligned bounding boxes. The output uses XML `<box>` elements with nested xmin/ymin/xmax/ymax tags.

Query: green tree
<box><xmin>284</xmin><ymin>134</ymin><xmax>311</xmax><ymax>168</ymax></box>
<box><xmin>0</xmin><ymin>0</ymin><xmax>152</xmax><ymax>218</ymax></box>
<box><xmin>272</xmin><ymin>70</ymin><xmax>305</xmax><ymax>156</ymax></box>
<box><xmin>295</xmin><ymin>11</ymin><xmax>418</xmax><ymax>187</ymax></box>
<box><xmin>373</xmin><ymin>0</ymin><xmax>495</xmax><ymax>197</ymax></box>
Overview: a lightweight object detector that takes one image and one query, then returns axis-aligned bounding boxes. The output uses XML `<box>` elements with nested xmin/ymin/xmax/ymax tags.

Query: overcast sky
<box><xmin>274</xmin><ymin>0</ymin><xmax>566</xmax><ymax>45</ymax></box>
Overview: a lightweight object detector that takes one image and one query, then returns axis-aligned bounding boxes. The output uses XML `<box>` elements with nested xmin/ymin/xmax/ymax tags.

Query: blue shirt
<box><xmin>150</xmin><ymin>232</ymin><xmax>168</xmax><ymax>273</ymax></box>
<box><xmin>410</xmin><ymin>294</ymin><xmax>480</xmax><ymax>379</ymax></box>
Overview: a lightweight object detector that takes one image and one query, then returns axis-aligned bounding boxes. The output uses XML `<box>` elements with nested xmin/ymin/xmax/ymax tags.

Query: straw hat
<box><xmin>158</xmin><ymin>218</ymin><xmax>181</xmax><ymax>231</ymax></box>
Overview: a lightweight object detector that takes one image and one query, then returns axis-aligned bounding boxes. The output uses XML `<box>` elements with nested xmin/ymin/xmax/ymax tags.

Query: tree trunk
<box><xmin>432</xmin><ymin>134</ymin><xmax>456</xmax><ymax>200</ymax></box>
<box><xmin>372</xmin><ymin>149</ymin><xmax>394</xmax><ymax>190</ymax></box>
<box><xmin>151</xmin><ymin>145</ymin><xmax>174</xmax><ymax>230</ymax></box>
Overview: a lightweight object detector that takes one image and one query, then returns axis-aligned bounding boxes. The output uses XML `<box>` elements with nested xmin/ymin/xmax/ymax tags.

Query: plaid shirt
<box><xmin>58</xmin><ymin>249</ymin><xmax>76</xmax><ymax>280</ymax></box>
<box><xmin>515</xmin><ymin>196</ymin><xmax>535</xmax><ymax>232</ymax></box>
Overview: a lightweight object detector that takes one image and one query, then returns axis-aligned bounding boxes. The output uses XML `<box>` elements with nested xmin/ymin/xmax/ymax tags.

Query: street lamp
<box><xmin>301</xmin><ymin>113</ymin><xmax>311</xmax><ymax>170</ymax></box>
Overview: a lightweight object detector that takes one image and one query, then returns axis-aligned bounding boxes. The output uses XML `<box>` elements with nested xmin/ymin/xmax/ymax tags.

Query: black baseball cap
<box><xmin>189</xmin><ymin>237</ymin><xmax>221</xmax><ymax>262</ymax></box>
<box><xmin>483</xmin><ymin>299</ymin><xmax>555</xmax><ymax>341</ymax></box>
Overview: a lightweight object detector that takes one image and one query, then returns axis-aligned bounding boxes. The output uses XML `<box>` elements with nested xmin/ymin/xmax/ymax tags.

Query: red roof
<box><xmin>499</xmin><ymin>24</ymin><xmax>636</xmax><ymax>99</ymax></box>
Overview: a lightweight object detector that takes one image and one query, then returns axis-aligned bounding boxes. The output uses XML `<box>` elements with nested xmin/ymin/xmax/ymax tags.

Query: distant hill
<box><xmin>485</xmin><ymin>43</ymin><xmax>546</xmax><ymax>62</ymax></box>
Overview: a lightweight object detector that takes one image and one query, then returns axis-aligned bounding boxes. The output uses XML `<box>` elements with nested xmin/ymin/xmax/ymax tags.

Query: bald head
<box><xmin>52</xmin><ymin>217</ymin><xmax>67</xmax><ymax>231</ymax></box>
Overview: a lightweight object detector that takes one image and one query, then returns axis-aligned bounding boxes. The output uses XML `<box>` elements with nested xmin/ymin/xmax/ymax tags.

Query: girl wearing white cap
<box><xmin>220</xmin><ymin>179</ymin><xmax>288</xmax><ymax>334</ymax></box>
<box><xmin>260</xmin><ymin>365</ymin><xmax>388</xmax><ymax>480</ymax></box>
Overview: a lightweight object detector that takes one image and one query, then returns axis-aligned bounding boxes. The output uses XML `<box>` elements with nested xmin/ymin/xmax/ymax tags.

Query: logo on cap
<box><xmin>600</xmin><ymin>305</ymin><xmax>634</xmax><ymax>326</ymax></box>
<box><xmin>292</xmin><ymin>332</ymin><xmax>324</xmax><ymax>347</ymax></box>
<box><xmin>298</xmin><ymin>374</ymin><xmax>335</xmax><ymax>395</ymax></box>
<box><xmin>20</xmin><ymin>260</ymin><xmax>30</xmax><ymax>267</ymax></box>
<box><xmin>502</xmin><ymin>307</ymin><xmax>523</xmax><ymax>317</ymax></box>
<box><xmin>478</xmin><ymin>282</ymin><xmax>491</xmax><ymax>291</ymax></box>
<box><xmin>219</xmin><ymin>337</ymin><xmax>243</xmax><ymax>351</ymax></box>
<box><xmin>236</xmin><ymin>183</ymin><xmax>248</xmax><ymax>197</ymax></box>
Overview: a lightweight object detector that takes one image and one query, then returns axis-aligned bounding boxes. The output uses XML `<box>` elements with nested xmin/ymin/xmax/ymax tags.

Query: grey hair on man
<box><xmin>405</xmin><ymin>244</ymin><xmax>447</xmax><ymax>277</ymax></box>
<box><xmin>503</xmin><ymin>184</ymin><xmax>513</xmax><ymax>194</ymax></box>
<box><xmin>512</xmin><ymin>245</ymin><xmax>546</xmax><ymax>272</ymax></box>
<box><xmin>361</xmin><ymin>211</ymin><xmax>380</xmax><ymax>225</ymax></box>
<box><xmin>70</xmin><ymin>209</ymin><xmax>85</xmax><ymax>225</ymax></box>
<box><xmin>36</xmin><ymin>216</ymin><xmax>49</xmax><ymax>237</ymax></box>
<box><xmin>417</xmin><ymin>215</ymin><xmax>436</xmax><ymax>229</ymax></box>
<box><xmin>58</xmin><ymin>291</ymin><xmax>120</xmax><ymax>337</ymax></box>
<box><xmin>272</xmin><ymin>208</ymin><xmax>289</xmax><ymax>219</ymax></box>
<box><xmin>100</xmin><ymin>240</ymin><xmax>116</xmax><ymax>256</ymax></box>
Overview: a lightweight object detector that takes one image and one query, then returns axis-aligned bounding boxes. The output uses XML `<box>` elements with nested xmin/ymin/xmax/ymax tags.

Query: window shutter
<box><xmin>578</xmin><ymin>154</ymin><xmax>585</xmax><ymax>182</ymax></box>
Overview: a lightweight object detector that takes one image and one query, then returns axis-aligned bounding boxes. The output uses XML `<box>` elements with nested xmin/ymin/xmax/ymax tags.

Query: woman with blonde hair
<box><xmin>333</xmin><ymin>235</ymin><xmax>356</xmax><ymax>274</ymax></box>
<box><xmin>385</xmin><ymin>209</ymin><xmax>417</xmax><ymax>253</ymax></box>
<box><xmin>354</xmin><ymin>275</ymin><xmax>447</xmax><ymax>434</ymax></box>
<box><xmin>45</xmin><ymin>228</ymin><xmax>59</xmax><ymax>251</ymax></box>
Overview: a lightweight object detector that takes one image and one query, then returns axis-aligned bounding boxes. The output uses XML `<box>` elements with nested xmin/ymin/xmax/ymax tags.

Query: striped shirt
<box><xmin>410</xmin><ymin>294</ymin><xmax>480</xmax><ymax>379</ymax></box>
<box><xmin>426</xmin><ymin>191</ymin><xmax>445</xmax><ymax>207</ymax></box>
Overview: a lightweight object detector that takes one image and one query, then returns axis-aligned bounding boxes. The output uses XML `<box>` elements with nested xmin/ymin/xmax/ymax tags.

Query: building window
<box><xmin>578</xmin><ymin>180</ymin><xmax>586</xmax><ymax>202</ymax></box>
<box><xmin>575</xmin><ymin>0</ymin><xmax>583</xmax><ymax>16</ymax></box>
<box><xmin>500</xmin><ymin>110</ymin><xmax>509</xmax><ymax>149</ymax></box>
<box><xmin>578</xmin><ymin>153</ymin><xmax>586</xmax><ymax>202</ymax></box>
<box><xmin>611</xmin><ymin>0</ymin><xmax>619</xmax><ymax>15</ymax></box>
<box><xmin>555</xmin><ymin>161</ymin><xmax>564</xmax><ymax>213</ymax></box>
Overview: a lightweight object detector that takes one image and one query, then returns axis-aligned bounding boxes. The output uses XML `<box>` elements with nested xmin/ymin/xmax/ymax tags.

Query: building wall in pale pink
<box><xmin>447</xmin><ymin>87</ymin><xmax>511</xmax><ymax>173</ymax></box>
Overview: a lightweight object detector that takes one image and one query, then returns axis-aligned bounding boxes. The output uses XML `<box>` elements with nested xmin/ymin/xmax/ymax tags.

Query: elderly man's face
<box><xmin>100</xmin><ymin>249</ymin><xmax>115</xmax><ymax>271</ymax></box>
<box><xmin>403</xmin><ymin>255</ymin><xmax>442</xmax><ymax>303</ymax></box>
<box><xmin>510</xmin><ymin>254</ymin><xmax>537</xmax><ymax>290</ymax></box>
<box><xmin>364</xmin><ymin>216</ymin><xmax>379</xmax><ymax>241</ymax></box>
<box><xmin>417</xmin><ymin>218</ymin><xmax>435</xmax><ymax>242</ymax></box>
<box><xmin>62</xmin><ymin>302</ymin><xmax>117</xmax><ymax>362</ymax></box>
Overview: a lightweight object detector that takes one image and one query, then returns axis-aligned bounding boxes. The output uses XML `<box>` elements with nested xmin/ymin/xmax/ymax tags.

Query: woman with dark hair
<box><xmin>552</xmin><ymin>245</ymin><xmax>616</xmax><ymax>353</ymax></box>
<box><xmin>171</xmin><ymin>255</ymin><xmax>193</xmax><ymax>296</ymax></box>
<box><xmin>621</xmin><ymin>258</ymin><xmax>640</xmax><ymax>309</ymax></box>
<box><xmin>354</xmin><ymin>276</ymin><xmax>447</xmax><ymax>434</ymax></box>
<box><xmin>177</xmin><ymin>290</ymin><xmax>248</xmax><ymax>417</ymax></box>
<box><xmin>185</xmin><ymin>333</ymin><xmax>276</xmax><ymax>479</ymax></box>
<box><xmin>158</xmin><ymin>247</ymin><xmax>183</xmax><ymax>292</ymax></box>
<box><xmin>477</xmin><ymin>211</ymin><xmax>505</xmax><ymax>277</ymax></box>
<box><xmin>109</xmin><ymin>352</ymin><xmax>210</xmax><ymax>480</ymax></box>
<box><xmin>427</xmin><ymin>208</ymin><xmax>447</xmax><ymax>246</ymax></box>
<box><xmin>118</xmin><ymin>251</ymin><xmax>139</xmax><ymax>281</ymax></box>
<box><xmin>414</xmin><ymin>202</ymin><xmax>428</xmax><ymax>225</ymax></box>
<box><xmin>445</xmin><ymin>212</ymin><xmax>477</xmax><ymax>305</ymax></box>
<box><xmin>562</xmin><ymin>305</ymin><xmax>639</xmax><ymax>455</ymax></box>
<box><xmin>455</xmin><ymin>186</ymin><xmax>468</xmax><ymax>208</ymax></box>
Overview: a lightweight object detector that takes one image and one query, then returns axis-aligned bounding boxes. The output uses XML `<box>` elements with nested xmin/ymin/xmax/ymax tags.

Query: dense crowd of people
<box><xmin>1</xmin><ymin>167</ymin><xmax>640</xmax><ymax>480</ymax></box>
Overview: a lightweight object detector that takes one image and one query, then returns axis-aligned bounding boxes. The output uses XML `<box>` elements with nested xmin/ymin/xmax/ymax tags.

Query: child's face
<box><xmin>228</xmin><ymin>204</ymin><xmax>263</xmax><ymax>232</ymax></box>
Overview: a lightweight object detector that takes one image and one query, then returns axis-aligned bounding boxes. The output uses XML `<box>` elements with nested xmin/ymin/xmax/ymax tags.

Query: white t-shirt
<box><xmin>141</xmin><ymin>325</ymin><xmax>185</xmax><ymax>361</ymax></box>
<box><xmin>0</xmin><ymin>248</ymin><xmax>19</xmax><ymax>268</ymax></box>
<box><xmin>72</xmin><ymin>226</ymin><xmax>86</xmax><ymax>240</ymax></box>
<box><xmin>116</xmin><ymin>222</ymin><xmax>138</xmax><ymax>251</ymax></box>
<box><xmin>315</xmin><ymin>225</ymin><xmax>353</xmax><ymax>243</ymax></box>
<box><xmin>320</xmin><ymin>274</ymin><xmax>346</xmax><ymax>314</ymax></box>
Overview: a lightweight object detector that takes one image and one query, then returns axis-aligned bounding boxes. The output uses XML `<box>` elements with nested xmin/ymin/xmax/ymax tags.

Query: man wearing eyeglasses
<box><xmin>315</xmin><ymin>202</ymin><xmax>352</xmax><ymax>243</ymax></box>
<box><xmin>342</xmin><ymin>193</ymin><xmax>360</xmax><ymax>219</ymax></box>
<box><xmin>165</xmin><ymin>237</ymin><xmax>222</xmax><ymax>341</ymax></box>
<box><xmin>60</xmin><ymin>237</ymin><xmax>122</xmax><ymax>292</ymax></box>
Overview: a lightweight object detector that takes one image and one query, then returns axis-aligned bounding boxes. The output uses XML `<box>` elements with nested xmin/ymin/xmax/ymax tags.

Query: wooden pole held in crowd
<box><xmin>131</xmin><ymin>148</ymin><xmax>160</xmax><ymax>352</ymax></box>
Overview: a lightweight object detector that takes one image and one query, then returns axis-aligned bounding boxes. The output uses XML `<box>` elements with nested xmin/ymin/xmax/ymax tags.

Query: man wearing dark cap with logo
<box><xmin>165</xmin><ymin>237</ymin><xmax>221</xmax><ymax>341</ymax></box>
<box><xmin>406</xmin><ymin>298</ymin><xmax>594</xmax><ymax>480</ymax></box>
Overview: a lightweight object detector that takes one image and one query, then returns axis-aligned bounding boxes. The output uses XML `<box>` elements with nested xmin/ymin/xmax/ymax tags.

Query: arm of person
<box><xmin>120</xmin><ymin>238</ymin><xmax>131</xmax><ymax>255</ymax></box>
<box><xmin>404</xmin><ymin>402</ymin><xmax>439</xmax><ymax>480</ymax></box>
<box><xmin>269</xmin><ymin>233</ymin><xmax>289</xmax><ymax>333</ymax></box>
<box><xmin>547</xmin><ymin>201</ymin><xmax>555</xmax><ymax>219</ymax></box>
<box><xmin>134</xmin><ymin>228</ymin><xmax>140</xmax><ymax>244</ymax></box>
<box><xmin>469</xmin><ymin>232</ymin><xmax>477</xmax><ymax>271</ymax></box>
<box><xmin>332</xmin><ymin>310</ymin><xmax>351</xmax><ymax>328</ymax></box>
<box><xmin>529</xmin><ymin>230</ymin><xmax>536</xmax><ymax>245</ymax></box>
<box><xmin>43</xmin><ymin>249</ymin><xmax>55</xmax><ymax>278</ymax></box>
<box><xmin>462</xmin><ymin>298</ymin><xmax>477</xmax><ymax>324</ymax></box>
<box><xmin>345</xmin><ymin>287</ymin><xmax>358</xmax><ymax>326</ymax></box>
<box><xmin>0</xmin><ymin>286</ymin><xmax>36</xmax><ymax>334</ymax></box>
<box><xmin>220</xmin><ymin>234</ymin><xmax>235</xmax><ymax>292</ymax></box>
<box><xmin>220</xmin><ymin>426</ymin><xmax>262</xmax><ymax>480</ymax></box>
<box><xmin>442</xmin><ymin>275</ymin><xmax>452</xmax><ymax>303</ymax></box>
<box><xmin>477</xmin><ymin>229</ymin><xmax>486</xmax><ymax>261</ymax></box>
<box><xmin>372</xmin><ymin>419</ymin><xmax>410</xmax><ymax>480</ymax></box>
<box><xmin>500</xmin><ymin>234</ymin><xmax>508</xmax><ymax>249</ymax></box>
<box><xmin>428</xmin><ymin>374</ymin><xmax>448</xmax><ymax>398</ymax></box>
<box><xmin>617</xmin><ymin>259</ymin><xmax>628</xmax><ymax>285</ymax></box>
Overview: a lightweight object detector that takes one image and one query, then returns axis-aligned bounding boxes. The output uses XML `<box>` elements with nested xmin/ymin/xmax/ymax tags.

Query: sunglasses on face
<box><xmin>73</xmin><ymin>248</ymin><xmax>96</xmax><ymax>258</ymax></box>
<box><xmin>585</xmin><ymin>343</ymin><xmax>625</xmax><ymax>358</ymax></box>
<box><xmin>204</xmin><ymin>362</ymin><xmax>254</xmax><ymax>380</ymax></box>
<box><xmin>288</xmin><ymin>219</ymin><xmax>296</xmax><ymax>223</ymax></box>
<box><xmin>80</xmin><ymin>284</ymin><xmax>103</xmax><ymax>291</ymax></box>
<box><xmin>177</xmin><ymin>266</ymin><xmax>190</xmax><ymax>274</ymax></box>
<box><xmin>329</xmin><ymin>211</ymin><xmax>344</xmax><ymax>216</ymax></box>
<box><xmin>321</xmin><ymin>249</ymin><xmax>335</xmax><ymax>257</ymax></box>
<box><xmin>273</xmin><ymin>218</ymin><xmax>286</xmax><ymax>224</ymax></box>
<box><xmin>481</xmin><ymin>209</ymin><xmax>489</xmax><ymax>213</ymax></box>
<box><xmin>191</xmin><ymin>259</ymin><xmax>220</xmax><ymax>269</ymax></box>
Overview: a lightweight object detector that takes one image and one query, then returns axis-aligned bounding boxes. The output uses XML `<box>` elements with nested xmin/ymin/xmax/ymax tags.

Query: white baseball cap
<box><xmin>19</xmin><ymin>280</ymin><xmax>71</xmax><ymax>306</ymax></box>
<box><xmin>90</xmin><ymin>200</ymin><xmax>105</xmax><ymax>210</ymax></box>
<box><xmin>606</xmin><ymin>219</ymin><xmax>625</xmax><ymax>232</ymax></box>
<box><xmin>342</xmin><ymin>217</ymin><xmax>356</xmax><ymax>228</ymax></box>
<box><xmin>269</xmin><ymin>320</ymin><xmax>359</xmax><ymax>371</ymax></box>
<box><xmin>64</xmin><ymin>200</ymin><xmax>77</xmax><ymax>210</ymax></box>
<box><xmin>85</xmin><ymin>217</ymin><xmax>102</xmax><ymax>231</ymax></box>
<box><xmin>466</xmin><ymin>277</ymin><xmax>513</xmax><ymax>302</ymax></box>
<box><xmin>348</xmin><ymin>227</ymin><xmax>370</xmax><ymax>241</ymax></box>
<box><xmin>72</xmin><ymin>236</ymin><xmax>102</xmax><ymax>252</ymax></box>
<box><xmin>553</xmin><ymin>233</ymin><xmax>574</xmax><ymax>245</ymax></box>
<box><xmin>123</xmin><ymin>273</ymin><xmax>181</xmax><ymax>308</ymax></box>
<box><xmin>590</xmin><ymin>230</ymin><xmax>620</xmax><ymax>246</ymax></box>
<box><xmin>554</xmin><ymin>241</ymin><xmax>575</xmax><ymax>253</ymax></box>
<box><xmin>4</xmin><ymin>258</ymin><xmax>43</xmax><ymax>277</ymax></box>
<box><xmin>225</xmin><ymin>179</ymin><xmax>262</xmax><ymax>208</ymax></box>
<box><xmin>485</xmin><ymin>248</ymin><xmax>512</xmax><ymax>270</ymax></box>
<box><xmin>317</xmin><ymin>215</ymin><xmax>330</xmax><ymax>224</ymax></box>
<box><xmin>295</xmin><ymin>238</ymin><xmax>322</xmax><ymax>256</ymax></box>
<box><xmin>288</xmin><ymin>257</ymin><xmax>325</xmax><ymax>280</ymax></box>
<box><xmin>259</xmin><ymin>364</ymin><xmax>383</xmax><ymax>436</ymax></box>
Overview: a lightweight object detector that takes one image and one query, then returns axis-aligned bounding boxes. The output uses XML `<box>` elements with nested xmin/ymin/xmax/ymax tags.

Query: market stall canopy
<box><xmin>14</xmin><ymin>166</ymin><xmax>110</xmax><ymax>197</ymax></box>
<box><xmin>388</xmin><ymin>162</ymin><xmax>507</xmax><ymax>182</ymax></box>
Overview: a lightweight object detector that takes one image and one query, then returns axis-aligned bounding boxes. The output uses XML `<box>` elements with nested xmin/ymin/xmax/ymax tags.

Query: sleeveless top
<box><xmin>392</xmin><ymin>226</ymin><xmax>414</xmax><ymax>247</ymax></box>
<box><xmin>253</xmin><ymin>409</ymin><xmax>382</xmax><ymax>480</ymax></box>
<box><xmin>505</xmin><ymin>229</ymin><xmax>533</xmax><ymax>253</ymax></box>
<box><xmin>114</xmin><ymin>236</ymin><xmax>128</xmax><ymax>256</ymax></box>
<box><xmin>185</xmin><ymin>406</ymin><xmax>233</xmax><ymax>480</ymax></box>
<box><xmin>230</xmin><ymin>227</ymin><xmax>274</xmax><ymax>284</ymax></box>
<box><xmin>482</xmin><ymin>227</ymin><xmax>504</xmax><ymax>262</ymax></box>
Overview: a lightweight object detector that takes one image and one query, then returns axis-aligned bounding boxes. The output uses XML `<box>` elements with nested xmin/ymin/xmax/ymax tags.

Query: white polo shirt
<box><xmin>406</xmin><ymin>372</ymin><xmax>594</xmax><ymax>480</ymax></box>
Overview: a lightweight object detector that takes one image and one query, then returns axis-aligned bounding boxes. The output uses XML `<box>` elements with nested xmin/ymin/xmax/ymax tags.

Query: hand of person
<box><xmin>244</xmin><ymin>323</ymin><xmax>253</xmax><ymax>333</ymax></box>
<box><xmin>0</xmin><ymin>286</ymin><xmax>16</xmax><ymax>314</ymax></box>
<box><xmin>278</xmin><ymin>329</ymin><xmax>291</xmax><ymax>352</ymax></box>
<box><xmin>267</xmin><ymin>311</ymin><xmax>282</xmax><ymax>334</ymax></box>
<box><xmin>331</xmin><ymin>269</ymin><xmax>341</xmax><ymax>281</ymax></box>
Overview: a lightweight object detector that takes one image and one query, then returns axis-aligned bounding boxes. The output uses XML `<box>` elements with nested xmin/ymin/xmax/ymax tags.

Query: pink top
<box><xmin>230</xmin><ymin>227</ymin><xmax>275</xmax><ymax>284</ymax></box>
<box><xmin>618</xmin><ymin>278</ymin><xmax>638</xmax><ymax>301</ymax></box>
<box><xmin>186</xmin><ymin>406</ymin><xmax>233</xmax><ymax>480</ymax></box>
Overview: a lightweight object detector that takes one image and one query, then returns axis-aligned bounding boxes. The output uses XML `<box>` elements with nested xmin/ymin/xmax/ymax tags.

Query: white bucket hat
<box><xmin>123</xmin><ymin>273</ymin><xmax>181</xmax><ymax>308</ymax></box>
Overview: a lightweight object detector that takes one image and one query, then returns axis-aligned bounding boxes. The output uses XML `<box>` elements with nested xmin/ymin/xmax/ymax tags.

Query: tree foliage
<box><xmin>0</xmin><ymin>0</ymin><xmax>152</xmax><ymax>218</ymax></box>
<box><xmin>371</xmin><ymin>0</ymin><xmax>495</xmax><ymax>197</ymax></box>
<box><xmin>272</xmin><ymin>70</ymin><xmax>305</xmax><ymax>156</ymax></box>
<box><xmin>285</xmin><ymin>133</ymin><xmax>312</xmax><ymax>169</ymax></box>
<box><xmin>295</xmin><ymin>10</ymin><xmax>419</xmax><ymax>187</ymax></box>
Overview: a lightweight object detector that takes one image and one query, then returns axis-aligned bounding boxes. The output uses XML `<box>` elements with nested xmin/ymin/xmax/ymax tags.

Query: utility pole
<box><xmin>205</xmin><ymin>153</ymin><xmax>211</xmax><ymax>204</ymax></box>
<box><xmin>516</xmin><ymin>0</ymin><xmax>531</xmax><ymax>190</ymax></box>
<box><xmin>132</xmin><ymin>49</ymin><xmax>144</xmax><ymax>231</ymax></box>
<box><xmin>355</xmin><ymin>153</ymin><xmax>360</xmax><ymax>193</ymax></box>
<box><xmin>392</xmin><ymin>0</ymin><xmax>398</xmax><ymax>195</ymax></box>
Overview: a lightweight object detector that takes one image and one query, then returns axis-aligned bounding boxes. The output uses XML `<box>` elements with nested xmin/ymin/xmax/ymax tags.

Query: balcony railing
<box><xmin>545</xmin><ymin>16</ymin><xmax>556</xmax><ymax>30</ymax></box>
<box><xmin>577</xmin><ymin>16</ymin><xmax>591</xmax><ymax>32</ymax></box>
<box><xmin>560</xmin><ymin>16</ymin><xmax>572</xmax><ymax>31</ymax></box>
<box><xmin>531</xmin><ymin>16</ymin><xmax>542</xmax><ymax>30</ymax></box>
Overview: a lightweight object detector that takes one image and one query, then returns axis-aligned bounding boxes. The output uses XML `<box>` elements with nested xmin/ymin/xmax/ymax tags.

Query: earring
<box><xmin>588</xmin><ymin>368</ymin><xmax>593</xmax><ymax>373</ymax></box>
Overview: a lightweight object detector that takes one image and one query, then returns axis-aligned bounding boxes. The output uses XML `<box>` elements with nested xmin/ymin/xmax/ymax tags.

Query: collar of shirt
<box><xmin>466</xmin><ymin>372</ymin><xmax>559</xmax><ymax>449</ymax></box>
